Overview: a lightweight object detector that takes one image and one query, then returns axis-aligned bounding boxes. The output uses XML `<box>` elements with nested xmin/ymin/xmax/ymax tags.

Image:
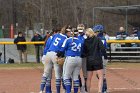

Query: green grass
<box><xmin>0</xmin><ymin>62</ymin><xmax>140</xmax><ymax>70</ymax></box>
<box><xmin>0</xmin><ymin>63</ymin><xmax>43</xmax><ymax>69</ymax></box>
<box><xmin>107</xmin><ymin>62</ymin><xmax>140</xmax><ymax>68</ymax></box>
<box><xmin>27</xmin><ymin>44</ymin><xmax>36</xmax><ymax>55</ymax></box>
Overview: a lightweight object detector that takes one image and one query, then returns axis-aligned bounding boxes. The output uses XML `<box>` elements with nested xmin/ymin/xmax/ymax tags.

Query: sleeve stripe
<box><xmin>62</xmin><ymin>38</ymin><xmax>68</xmax><ymax>47</ymax></box>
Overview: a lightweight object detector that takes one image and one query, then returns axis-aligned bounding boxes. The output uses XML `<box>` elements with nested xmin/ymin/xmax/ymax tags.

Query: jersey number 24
<box><xmin>71</xmin><ymin>42</ymin><xmax>81</xmax><ymax>52</ymax></box>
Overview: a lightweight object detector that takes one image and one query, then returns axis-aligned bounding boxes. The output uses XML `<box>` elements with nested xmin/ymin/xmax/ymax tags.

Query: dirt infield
<box><xmin>0</xmin><ymin>63</ymin><xmax>140</xmax><ymax>93</ymax></box>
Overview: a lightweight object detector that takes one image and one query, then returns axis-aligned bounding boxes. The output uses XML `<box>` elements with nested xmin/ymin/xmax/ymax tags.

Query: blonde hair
<box><xmin>86</xmin><ymin>28</ymin><xmax>95</xmax><ymax>37</ymax></box>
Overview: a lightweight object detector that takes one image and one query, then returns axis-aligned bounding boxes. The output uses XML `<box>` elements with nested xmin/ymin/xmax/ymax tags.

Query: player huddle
<box><xmin>39</xmin><ymin>24</ymin><xmax>108</xmax><ymax>93</ymax></box>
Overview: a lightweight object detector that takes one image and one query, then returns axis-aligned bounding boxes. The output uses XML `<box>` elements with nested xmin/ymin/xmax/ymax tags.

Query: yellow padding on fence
<box><xmin>107</xmin><ymin>40</ymin><xmax>140</xmax><ymax>43</ymax></box>
<box><xmin>0</xmin><ymin>41</ymin><xmax>45</xmax><ymax>45</ymax></box>
<box><xmin>0</xmin><ymin>40</ymin><xmax>140</xmax><ymax>45</ymax></box>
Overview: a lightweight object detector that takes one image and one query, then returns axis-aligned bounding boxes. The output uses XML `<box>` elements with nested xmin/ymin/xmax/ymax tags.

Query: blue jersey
<box><xmin>100</xmin><ymin>37</ymin><xmax>107</xmax><ymax>49</ymax></box>
<box><xmin>78</xmin><ymin>34</ymin><xmax>87</xmax><ymax>44</ymax></box>
<box><xmin>43</xmin><ymin>36</ymin><xmax>53</xmax><ymax>55</ymax></box>
<box><xmin>60</xmin><ymin>37</ymin><xmax>83</xmax><ymax>57</ymax></box>
<box><xmin>97</xmin><ymin>33</ymin><xmax>107</xmax><ymax>49</ymax></box>
<box><xmin>48</xmin><ymin>33</ymin><xmax>67</xmax><ymax>52</ymax></box>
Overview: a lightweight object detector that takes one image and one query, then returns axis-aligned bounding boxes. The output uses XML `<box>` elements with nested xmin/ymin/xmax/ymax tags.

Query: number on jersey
<box><xmin>71</xmin><ymin>42</ymin><xmax>81</xmax><ymax>52</ymax></box>
<box><xmin>54</xmin><ymin>38</ymin><xmax>61</xmax><ymax>46</ymax></box>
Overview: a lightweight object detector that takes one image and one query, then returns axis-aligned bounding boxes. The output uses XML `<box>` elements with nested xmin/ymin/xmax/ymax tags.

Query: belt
<box><xmin>68</xmin><ymin>55</ymin><xmax>80</xmax><ymax>57</ymax></box>
<box><xmin>48</xmin><ymin>50</ymin><xmax>57</xmax><ymax>53</ymax></box>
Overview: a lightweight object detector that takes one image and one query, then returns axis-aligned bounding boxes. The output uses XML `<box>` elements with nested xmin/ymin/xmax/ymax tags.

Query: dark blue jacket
<box><xmin>31</xmin><ymin>35</ymin><xmax>43</xmax><ymax>46</ymax></box>
<box><xmin>14</xmin><ymin>36</ymin><xmax>27</xmax><ymax>50</ymax></box>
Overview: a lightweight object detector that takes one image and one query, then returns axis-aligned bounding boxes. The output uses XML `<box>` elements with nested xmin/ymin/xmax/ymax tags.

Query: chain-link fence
<box><xmin>0</xmin><ymin>38</ymin><xmax>44</xmax><ymax>63</ymax></box>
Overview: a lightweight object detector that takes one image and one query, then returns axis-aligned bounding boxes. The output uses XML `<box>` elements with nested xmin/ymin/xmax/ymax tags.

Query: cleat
<box><xmin>39</xmin><ymin>91</ymin><xmax>43</xmax><ymax>93</ymax></box>
<box><xmin>80</xmin><ymin>86</ymin><xmax>85</xmax><ymax>93</ymax></box>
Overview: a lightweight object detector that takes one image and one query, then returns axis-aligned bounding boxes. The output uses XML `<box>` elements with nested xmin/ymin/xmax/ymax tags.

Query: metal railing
<box><xmin>1</xmin><ymin>40</ymin><xmax>140</xmax><ymax>63</ymax></box>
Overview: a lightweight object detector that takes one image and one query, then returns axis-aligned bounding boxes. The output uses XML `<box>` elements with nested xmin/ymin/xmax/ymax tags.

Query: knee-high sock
<box><xmin>78</xmin><ymin>75</ymin><xmax>82</xmax><ymax>88</ymax></box>
<box><xmin>74</xmin><ymin>80</ymin><xmax>79</xmax><ymax>93</ymax></box>
<box><xmin>84</xmin><ymin>78</ymin><xmax>87</xmax><ymax>92</ymax></box>
<box><xmin>64</xmin><ymin>79</ymin><xmax>71</xmax><ymax>93</ymax></box>
<box><xmin>102</xmin><ymin>78</ymin><xmax>107</xmax><ymax>92</ymax></box>
<box><xmin>56</xmin><ymin>79</ymin><xmax>61</xmax><ymax>93</ymax></box>
<box><xmin>40</xmin><ymin>76</ymin><xmax>47</xmax><ymax>91</ymax></box>
<box><xmin>45</xmin><ymin>79</ymin><xmax>51</xmax><ymax>93</ymax></box>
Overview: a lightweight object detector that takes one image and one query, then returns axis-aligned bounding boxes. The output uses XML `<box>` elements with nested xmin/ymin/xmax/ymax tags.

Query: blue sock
<box><xmin>102</xmin><ymin>78</ymin><xmax>107</xmax><ymax>92</ymax></box>
<box><xmin>45</xmin><ymin>79</ymin><xmax>51</xmax><ymax>93</ymax></box>
<box><xmin>40</xmin><ymin>76</ymin><xmax>47</xmax><ymax>91</ymax></box>
<box><xmin>65</xmin><ymin>79</ymin><xmax>71</xmax><ymax>93</ymax></box>
<box><xmin>70</xmin><ymin>78</ymin><xmax>72</xmax><ymax>91</ymax></box>
<box><xmin>56</xmin><ymin>79</ymin><xmax>61</xmax><ymax>93</ymax></box>
<box><xmin>74</xmin><ymin>80</ymin><xmax>79</xmax><ymax>93</ymax></box>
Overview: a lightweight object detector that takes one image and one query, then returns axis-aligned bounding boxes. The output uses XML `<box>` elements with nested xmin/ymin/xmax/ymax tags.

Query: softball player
<box><xmin>40</xmin><ymin>26</ymin><xmax>68</xmax><ymax>93</ymax></box>
<box><xmin>77</xmin><ymin>24</ymin><xmax>88</xmax><ymax>92</ymax></box>
<box><xmin>40</xmin><ymin>35</ymin><xmax>53</xmax><ymax>93</ymax></box>
<box><xmin>57</xmin><ymin>29</ymin><xmax>83</xmax><ymax>93</ymax></box>
<box><xmin>93</xmin><ymin>25</ymin><xmax>108</xmax><ymax>93</ymax></box>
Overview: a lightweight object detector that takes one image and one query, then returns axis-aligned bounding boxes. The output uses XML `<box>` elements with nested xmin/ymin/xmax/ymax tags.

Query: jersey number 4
<box><xmin>53</xmin><ymin>38</ymin><xmax>61</xmax><ymax>46</ymax></box>
<box><xmin>71</xmin><ymin>42</ymin><xmax>81</xmax><ymax>52</ymax></box>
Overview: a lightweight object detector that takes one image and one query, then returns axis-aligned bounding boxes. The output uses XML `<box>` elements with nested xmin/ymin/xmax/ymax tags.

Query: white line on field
<box><xmin>109</xmin><ymin>88</ymin><xmax>140</xmax><ymax>90</ymax></box>
<box><xmin>30</xmin><ymin>88</ymin><xmax>140</xmax><ymax>93</ymax></box>
<box><xmin>108</xmin><ymin>68</ymin><xmax>126</xmax><ymax>70</ymax></box>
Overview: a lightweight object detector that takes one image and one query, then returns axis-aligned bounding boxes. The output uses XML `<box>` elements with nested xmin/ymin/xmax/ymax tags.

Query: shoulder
<box><xmin>59</xmin><ymin>33</ymin><xmax>67</xmax><ymax>38</ymax></box>
<box><xmin>49</xmin><ymin>36</ymin><xmax>53</xmax><ymax>39</ymax></box>
<box><xmin>116</xmin><ymin>32</ymin><xmax>120</xmax><ymax>34</ymax></box>
<box><xmin>65</xmin><ymin>37</ymin><xmax>72</xmax><ymax>42</ymax></box>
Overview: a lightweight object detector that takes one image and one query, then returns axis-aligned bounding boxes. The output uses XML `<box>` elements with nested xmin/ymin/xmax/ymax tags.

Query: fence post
<box><xmin>4</xmin><ymin>44</ymin><xmax>6</xmax><ymax>63</ymax></box>
<box><xmin>109</xmin><ymin>43</ymin><xmax>112</xmax><ymax>62</ymax></box>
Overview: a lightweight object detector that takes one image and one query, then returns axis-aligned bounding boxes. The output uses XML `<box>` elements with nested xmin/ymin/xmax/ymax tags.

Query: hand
<box><xmin>41</xmin><ymin>55</ymin><xmax>46</xmax><ymax>64</ymax></box>
<box><xmin>56</xmin><ymin>51</ymin><xmax>64</xmax><ymax>57</ymax></box>
<box><xmin>56</xmin><ymin>57</ymin><xmax>65</xmax><ymax>66</ymax></box>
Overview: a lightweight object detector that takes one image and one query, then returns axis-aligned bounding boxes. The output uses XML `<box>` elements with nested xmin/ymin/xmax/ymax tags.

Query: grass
<box><xmin>27</xmin><ymin>44</ymin><xmax>36</xmax><ymax>55</ymax></box>
<box><xmin>0</xmin><ymin>62</ymin><xmax>140</xmax><ymax>70</ymax></box>
<box><xmin>0</xmin><ymin>62</ymin><xmax>43</xmax><ymax>69</ymax></box>
<box><xmin>107</xmin><ymin>62</ymin><xmax>140</xmax><ymax>68</ymax></box>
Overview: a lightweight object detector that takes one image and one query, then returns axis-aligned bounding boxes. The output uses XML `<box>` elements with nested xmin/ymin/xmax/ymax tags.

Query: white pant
<box><xmin>43</xmin><ymin>51</ymin><xmax>61</xmax><ymax>79</ymax></box>
<box><xmin>102</xmin><ymin>56</ymin><xmax>108</xmax><ymax>77</ymax></box>
<box><xmin>63</xmin><ymin>56</ymin><xmax>82</xmax><ymax>80</ymax></box>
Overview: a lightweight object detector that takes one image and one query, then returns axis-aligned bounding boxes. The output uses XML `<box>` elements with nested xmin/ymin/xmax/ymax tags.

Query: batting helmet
<box><xmin>92</xmin><ymin>24</ymin><xmax>104</xmax><ymax>32</ymax></box>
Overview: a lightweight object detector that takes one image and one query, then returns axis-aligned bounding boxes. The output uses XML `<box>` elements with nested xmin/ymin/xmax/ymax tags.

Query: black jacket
<box><xmin>31</xmin><ymin>35</ymin><xmax>43</xmax><ymax>46</ymax></box>
<box><xmin>82</xmin><ymin>36</ymin><xmax>107</xmax><ymax>60</ymax></box>
<box><xmin>14</xmin><ymin>36</ymin><xmax>27</xmax><ymax>50</ymax></box>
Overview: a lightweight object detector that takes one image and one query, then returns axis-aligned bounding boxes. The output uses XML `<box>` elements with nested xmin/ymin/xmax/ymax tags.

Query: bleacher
<box><xmin>107</xmin><ymin>36</ymin><xmax>140</xmax><ymax>62</ymax></box>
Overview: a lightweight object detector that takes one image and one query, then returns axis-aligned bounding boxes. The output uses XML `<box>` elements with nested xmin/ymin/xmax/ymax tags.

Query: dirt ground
<box><xmin>0</xmin><ymin>63</ymin><xmax>140</xmax><ymax>93</ymax></box>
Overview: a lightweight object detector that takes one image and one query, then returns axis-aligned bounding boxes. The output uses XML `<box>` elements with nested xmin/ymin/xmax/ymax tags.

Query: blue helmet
<box><xmin>92</xmin><ymin>25</ymin><xmax>104</xmax><ymax>32</ymax></box>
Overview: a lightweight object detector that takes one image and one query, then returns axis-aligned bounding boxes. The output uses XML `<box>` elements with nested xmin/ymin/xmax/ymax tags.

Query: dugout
<box><xmin>93</xmin><ymin>5</ymin><xmax>140</xmax><ymax>34</ymax></box>
<box><xmin>93</xmin><ymin>5</ymin><xmax>140</xmax><ymax>62</ymax></box>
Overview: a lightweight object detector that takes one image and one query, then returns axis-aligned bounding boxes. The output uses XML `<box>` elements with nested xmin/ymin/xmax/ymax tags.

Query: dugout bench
<box><xmin>107</xmin><ymin>40</ymin><xmax>140</xmax><ymax>62</ymax></box>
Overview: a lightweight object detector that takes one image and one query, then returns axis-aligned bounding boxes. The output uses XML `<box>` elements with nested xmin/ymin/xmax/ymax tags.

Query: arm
<box><xmin>39</xmin><ymin>35</ymin><xmax>43</xmax><ymax>41</ymax></box>
<box><xmin>81</xmin><ymin>40</ymin><xmax>87</xmax><ymax>58</ymax></box>
<box><xmin>31</xmin><ymin>36</ymin><xmax>35</xmax><ymax>41</ymax></box>
<box><xmin>98</xmin><ymin>38</ymin><xmax>108</xmax><ymax>59</ymax></box>
<box><xmin>14</xmin><ymin>38</ymin><xmax>18</xmax><ymax>44</ymax></box>
<box><xmin>43</xmin><ymin>36</ymin><xmax>53</xmax><ymax>55</ymax></box>
<box><xmin>56</xmin><ymin>38</ymin><xmax>68</xmax><ymax>57</ymax></box>
<box><xmin>23</xmin><ymin>37</ymin><xmax>26</xmax><ymax>42</ymax></box>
